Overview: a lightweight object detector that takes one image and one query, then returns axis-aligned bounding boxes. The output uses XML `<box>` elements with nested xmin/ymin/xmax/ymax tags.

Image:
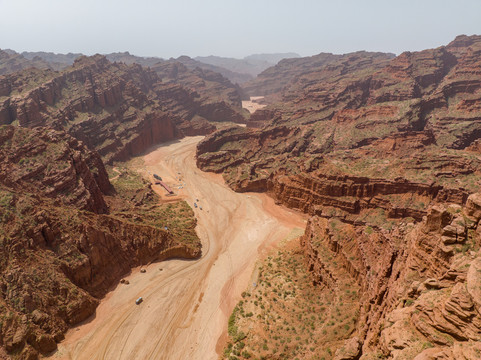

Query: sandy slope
<box><xmin>51</xmin><ymin>136</ymin><xmax>305</xmax><ymax>360</ymax></box>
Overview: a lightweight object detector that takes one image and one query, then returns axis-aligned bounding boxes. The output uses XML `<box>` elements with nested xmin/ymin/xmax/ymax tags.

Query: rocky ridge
<box><xmin>151</xmin><ymin>60</ymin><xmax>249</xmax><ymax>121</ymax></box>
<box><xmin>103</xmin><ymin>52</ymin><xmax>250</xmax><ymax>106</ymax></box>
<box><xmin>242</xmin><ymin>51</ymin><xmax>395</xmax><ymax>97</ymax></box>
<box><xmin>0</xmin><ymin>54</ymin><xmax>249</xmax><ymax>164</ymax></box>
<box><xmin>198</xmin><ymin>36</ymin><xmax>481</xmax><ymax>195</ymax></box>
<box><xmin>174</xmin><ymin>55</ymin><xmax>254</xmax><ymax>86</ymax></box>
<box><xmin>19</xmin><ymin>50</ymin><xmax>255</xmax><ymax>86</ymax></box>
<box><xmin>0</xmin><ymin>50</ymin><xmax>55</xmax><ymax>76</ymax></box>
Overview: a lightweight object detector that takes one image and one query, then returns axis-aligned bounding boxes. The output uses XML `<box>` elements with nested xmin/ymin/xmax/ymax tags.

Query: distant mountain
<box><xmin>21</xmin><ymin>51</ymin><xmax>82</xmax><ymax>69</ymax></box>
<box><xmin>104</xmin><ymin>51</ymin><xmax>163</xmax><ymax>67</ymax></box>
<box><xmin>174</xmin><ymin>56</ymin><xmax>253</xmax><ymax>86</ymax></box>
<box><xmin>102</xmin><ymin>53</ymin><xmax>253</xmax><ymax>86</ymax></box>
<box><xmin>4</xmin><ymin>49</ymin><xmax>300</xmax><ymax>87</ymax></box>
<box><xmin>0</xmin><ymin>49</ymin><xmax>54</xmax><ymax>75</ymax></box>
<box><xmin>19</xmin><ymin>51</ymin><xmax>159</xmax><ymax>69</ymax></box>
<box><xmin>244</xmin><ymin>52</ymin><xmax>301</xmax><ymax>64</ymax></box>
<box><xmin>105</xmin><ymin>51</ymin><xmax>254</xmax><ymax>88</ymax></box>
<box><xmin>2</xmin><ymin>49</ymin><xmax>17</xmax><ymax>55</ymax></box>
<box><xmin>103</xmin><ymin>53</ymin><xmax>254</xmax><ymax>86</ymax></box>
<box><xmin>194</xmin><ymin>53</ymin><xmax>301</xmax><ymax>79</ymax></box>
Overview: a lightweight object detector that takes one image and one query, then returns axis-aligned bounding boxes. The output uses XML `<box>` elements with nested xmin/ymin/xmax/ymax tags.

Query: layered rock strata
<box><xmin>200</xmin><ymin>35</ymin><xmax>481</xmax><ymax>359</ymax></box>
<box><xmin>300</xmin><ymin>194</ymin><xmax>481</xmax><ymax>359</ymax></box>
<box><xmin>0</xmin><ymin>54</ymin><xmax>247</xmax><ymax>164</ymax></box>
<box><xmin>0</xmin><ymin>126</ymin><xmax>201</xmax><ymax>359</ymax></box>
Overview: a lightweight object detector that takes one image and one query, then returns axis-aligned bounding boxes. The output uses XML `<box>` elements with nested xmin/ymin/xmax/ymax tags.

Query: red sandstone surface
<box><xmin>0</xmin><ymin>54</ymin><xmax>247</xmax><ymax>165</ymax></box>
<box><xmin>0</xmin><ymin>126</ymin><xmax>201</xmax><ymax>358</ymax></box>
<box><xmin>1</xmin><ymin>33</ymin><xmax>481</xmax><ymax>360</ymax></box>
<box><xmin>197</xmin><ymin>35</ymin><xmax>481</xmax><ymax>359</ymax></box>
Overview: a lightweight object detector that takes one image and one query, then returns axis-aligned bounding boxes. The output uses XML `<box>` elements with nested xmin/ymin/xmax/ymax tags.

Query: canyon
<box><xmin>52</xmin><ymin>136</ymin><xmax>305</xmax><ymax>360</ymax></box>
<box><xmin>196</xmin><ymin>35</ymin><xmax>481</xmax><ymax>359</ymax></box>
<box><xmin>0</xmin><ymin>126</ymin><xmax>201</xmax><ymax>359</ymax></box>
<box><xmin>0</xmin><ymin>34</ymin><xmax>481</xmax><ymax>360</ymax></box>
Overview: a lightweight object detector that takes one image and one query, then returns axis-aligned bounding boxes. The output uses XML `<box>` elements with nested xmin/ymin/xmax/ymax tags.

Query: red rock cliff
<box><xmin>0</xmin><ymin>55</ymin><xmax>222</xmax><ymax>164</ymax></box>
<box><xmin>0</xmin><ymin>126</ymin><xmax>202</xmax><ymax>359</ymax></box>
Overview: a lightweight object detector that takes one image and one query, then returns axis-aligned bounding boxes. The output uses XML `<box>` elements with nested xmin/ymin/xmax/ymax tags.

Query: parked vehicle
<box><xmin>194</xmin><ymin>203</ymin><xmax>197</xmax><ymax>208</ymax></box>
<box><xmin>136</xmin><ymin>297</ymin><xmax>143</xmax><ymax>305</ymax></box>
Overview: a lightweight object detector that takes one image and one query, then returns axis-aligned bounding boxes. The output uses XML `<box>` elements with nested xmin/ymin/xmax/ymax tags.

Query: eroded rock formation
<box><xmin>300</xmin><ymin>195</ymin><xmax>481</xmax><ymax>358</ymax></box>
<box><xmin>0</xmin><ymin>54</ymin><xmax>247</xmax><ymax>164</ymax></box>
<box><xmin>0</xmin><ymin>126</ymin><xmax>201</xmax><ymax>358</ymax></box>
<box><xmin>200</xmin><ymin>35</ymin><xmax>481</xmax><ymax>359</ymax></box>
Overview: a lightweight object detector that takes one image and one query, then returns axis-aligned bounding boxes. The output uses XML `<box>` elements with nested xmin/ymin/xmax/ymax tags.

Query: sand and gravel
<box><xmin>52</xmin><ymin>136</ymin><xmax>305</xmax><ymax>360</ymax></box>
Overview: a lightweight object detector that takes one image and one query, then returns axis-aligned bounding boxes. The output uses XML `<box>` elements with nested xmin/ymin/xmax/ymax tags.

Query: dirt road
<box><xmin>52</xmin><ymin>136</ymin><xmax>305</xmax><ymax>360</ymax></box>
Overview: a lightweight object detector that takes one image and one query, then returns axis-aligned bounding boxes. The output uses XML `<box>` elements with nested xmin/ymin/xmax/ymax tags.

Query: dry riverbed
<box><xmin>51</xmin><ymin>136</ymin><xmax>305</xmax><ymax>360</ymax></box>
<box><xmin>241</xmin><ymin>96</ymin><xmax>266</xmax><ymax>114</ymax></box>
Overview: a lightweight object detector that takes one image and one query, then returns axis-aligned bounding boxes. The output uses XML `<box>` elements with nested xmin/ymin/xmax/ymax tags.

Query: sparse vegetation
<box><xmin>223</xmin><ymin>237</ymin><xmax>360</xmax><ymax>360</ymax></box>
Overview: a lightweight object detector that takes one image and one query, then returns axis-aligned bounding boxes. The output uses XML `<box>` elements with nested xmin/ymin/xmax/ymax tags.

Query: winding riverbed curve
<box><xmin>52</xmin><ymin>136</ymin><xmax>305</xmax><ymax>360</ymax></box>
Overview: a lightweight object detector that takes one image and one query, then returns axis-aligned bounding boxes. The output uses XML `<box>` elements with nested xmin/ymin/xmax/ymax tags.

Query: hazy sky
<box><xmin>1</xmin><ymin>0</ymin><xmax>480</xmax><ymax>59</ymax></box>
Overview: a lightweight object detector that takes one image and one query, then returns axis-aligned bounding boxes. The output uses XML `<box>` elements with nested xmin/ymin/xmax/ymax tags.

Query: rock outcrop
<box><xmin>300</xmin><ymin>197</ymin><xmax>481</xmax><ymax>359</ymax></box>
<box><xmin>0</xmin><ymin>54</ymin><xmax>247</xmax><ymax>164</ymax></box>
<box><xmin>0</xmin><ymin>125</ymin><xmax>110</xmax><ymax>213</ymax></box>
<box><xmin>268</xmin><ymin>173</ymin><xmax>468</xmax><ymax>221</ymax></box>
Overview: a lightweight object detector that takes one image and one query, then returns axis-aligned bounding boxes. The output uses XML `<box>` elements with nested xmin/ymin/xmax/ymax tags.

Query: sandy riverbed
<box><xmin>51</xmin><ymin>136</ymin><xmax>305</xmax><ymax>360</ymax></box>
<box><xmin>241</xmin><ymin>96</ymin><xmax>266</xmax><ymax>114</ymax></box>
